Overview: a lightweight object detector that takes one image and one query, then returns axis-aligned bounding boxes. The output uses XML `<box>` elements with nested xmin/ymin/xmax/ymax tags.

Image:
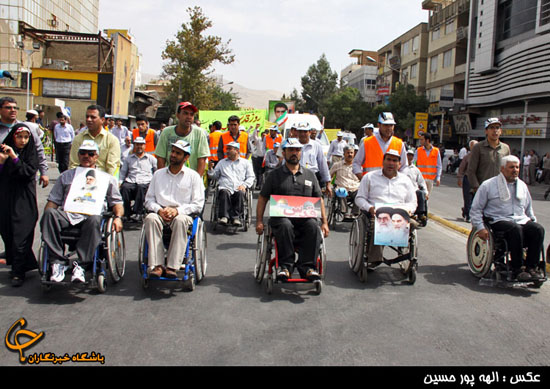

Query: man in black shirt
<box><xmin>256</xmin><ymin>138</ymin><xmax>329</xmax><ymax>281</ymax></box>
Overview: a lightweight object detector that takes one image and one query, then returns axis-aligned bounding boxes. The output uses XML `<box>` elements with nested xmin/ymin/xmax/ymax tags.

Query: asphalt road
<box><xmin>1</xmin><ymin>166</ymin><xmax>549</xmax><ymax>368</ymax></box>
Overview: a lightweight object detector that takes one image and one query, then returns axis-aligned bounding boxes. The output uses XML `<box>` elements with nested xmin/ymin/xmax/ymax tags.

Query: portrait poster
<box><xmin>269</xmin><ymin>195</ymin><xmax>321</xmax><ymax>218</ymax></box>
<box><xmin>374</xmin><ymin>203</ymin><xmax>410</xmax><ymax>247</ymax></box>
<box><xmin>63</xmin><ymin>167</ymin><xmax>110</xmax><ymax>216</ymax></box>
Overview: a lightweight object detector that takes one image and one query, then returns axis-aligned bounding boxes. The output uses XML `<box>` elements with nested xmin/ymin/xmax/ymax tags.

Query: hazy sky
<box><xmin>98</xmin><ymin>0</ymin><xmax>428</xmax><ymax>95</ymax></box>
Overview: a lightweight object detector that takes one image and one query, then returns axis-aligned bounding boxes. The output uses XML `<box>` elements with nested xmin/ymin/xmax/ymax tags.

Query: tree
<box><xmin>388</xmin><ymin>84</ymin><xmax>429</xmax><ymax>136</ymax></box>
<box><xmin>301</xmin><ymin>54</ymin><xmax>338</xmax><ymax>114</ymax></box>
<box><xmin>161</xmin><ymin>6</ymin><xmax>235</xmax><ymax>110</ymax></box>
<box><xmin>322</xmin><ymin>87</ymin><xmax>372</xmax><ymax>133</ymax></box>
<box><xmin>210</xmin><ymin>85</ymin><xmax>240</xmax><ymax>110</ymax></box>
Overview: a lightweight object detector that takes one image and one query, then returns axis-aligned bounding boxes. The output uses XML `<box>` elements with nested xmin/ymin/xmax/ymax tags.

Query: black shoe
<box><xmin>545</xmin><ymin>193</ymin><xmax>549</xmax><ymax>200</ymax></box>
<box><xmin>11</xmin><ymin>276</ymin><xmax>24</xmax><ymax>287</ymax></box>
<box><xmin>527</xmin><ymin>268</ymin><xmax>543</xmax><ymax>280</ymax></box>
<box><xmin>512</xmin><ymin>268</ymin><xmax>531</xmax><ymax>282</ymax></box>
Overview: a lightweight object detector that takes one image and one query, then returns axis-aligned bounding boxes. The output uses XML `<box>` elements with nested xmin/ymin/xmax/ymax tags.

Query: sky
<box><xmin>98</xmin><ymin>0</ymin><xmax>429</xmax><ymax>95</ymax></box>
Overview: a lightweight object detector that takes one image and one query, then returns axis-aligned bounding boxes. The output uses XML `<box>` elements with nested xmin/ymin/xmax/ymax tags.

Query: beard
<box><xmin>286</xmin><ymin>155</ymin><xmax>300</xmax><ymax>165</ymax></box>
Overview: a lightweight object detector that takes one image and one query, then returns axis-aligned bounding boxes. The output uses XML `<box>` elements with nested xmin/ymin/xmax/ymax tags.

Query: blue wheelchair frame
<box><xmin>39</xmin><ymin>215</ymin><xmax>125</xmax><ymax>293</ymax></box>
<box><xmin>139</xmin><ymin>216</ymin><xmax>205</xmax><ymax>290</ymax></box>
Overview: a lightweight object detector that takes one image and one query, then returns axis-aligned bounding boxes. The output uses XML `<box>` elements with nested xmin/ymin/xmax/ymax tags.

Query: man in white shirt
<box><xmin>110</xmin><ymin>118</ymin><xmax>130</xmax><ymax>145</ymax></box>
<box><xmin>53</xmin><ymin>113</ymin><xmax>75</xmax><ymax>173</ymax></box>
<box><xmin>120</xmin><ymin>137</ymin><xmax>157</xmax><ymax>222</ymax></box>
<box><xmin>143</xmin><ymin>140</ymin><xmax>205</xmax><ymax>279</ymax></box>
<box><xmin>355</xmin><ymin>149</ymin><xmax>417</xmax><ymax>264</ymax></box>
<box><xmin>327</xmin><ymin>132</ymin><xmax>348</xmax><ymax>165</ymax></box>
<box><xmin>470</xmin><ymin>155</ymin><xmax>544</xmax><ymax>281</ymax></box>
<box><xmin>208</xmin><ymin>142</ymin><xmax>255</xmax><ymax>226</ymax></box>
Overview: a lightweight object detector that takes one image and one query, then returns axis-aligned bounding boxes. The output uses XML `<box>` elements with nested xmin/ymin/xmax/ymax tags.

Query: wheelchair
<box><xmin>38</xmin><ymin>213</ymin><xmax>126</xmax><ymax>293</ymax></box>
<box><xmin>348</xmin><ymin>210</ymin><xmax>419</xmax><ymax>284</ymax></box>
<box><xmin>254</xmin><ymin>224</ymin><xmax>327</xmax><ymax>295</ymax></box>
<box><xmin>467</xmin><ymin>218</ymin><xmax>547</xmax><ymax>288</ymax></box>
<box><xmin>210</xmin><ymin>184</ymin><xmax>252</xmax><ymax>232</ymax></box>
<box><xmin>138</xmin><ymin>214</ymin><xmax>207</xmax><ymax>291</ymax></box>
<box><xmin>326</xmin><ymin>187</ymin><xmax>357</xmax><ymax>229</ymax></box>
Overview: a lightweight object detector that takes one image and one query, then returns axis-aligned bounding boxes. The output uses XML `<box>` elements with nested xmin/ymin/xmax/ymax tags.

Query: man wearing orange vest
<box><xmin>263</xmin><ymin>125</ymin><xmax>283</xmax><ymax>152</ymax></box>
<box><xmin>352</xmin><ymin>112</ymin><xmax>408</xmax><ymax>180</ymax></box>
<box><xmin>413</xmin><ymin>131</ymin><xmax>442</xmax><ymax>197</ymax></box>
<box><xmin>132</xmin><ymin>114</ymin><xmax>158</xmax><ymax>154</ymax></box>
<box><xmin>217</xmin><ymin>115</ymin><xmax>251</xmax><ymax>161</ymax></box>
<box><xmin>208</xmin><ymin>121</ymin><xmax>223</xmax><ymax>166</ymax></box>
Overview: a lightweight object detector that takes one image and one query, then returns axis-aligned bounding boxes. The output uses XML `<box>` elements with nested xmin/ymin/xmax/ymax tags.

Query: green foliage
<box><xmin>301</xmin><ymin>54</ymin><xmax>338</xmax><ymax>114</ymax></box>
<box><xmin>161</xmin><ymin>6</ymin><xmax>236</xmax><ymax>110</ymax></box>
<box><xmin>388</xmin><ymin>84</ymin><xmax>429</xmax><ymax>132</ymax></box>
<box><xmin>322</xmin><ymin>87</ymin><xmax>371</xmax><ymax>132</ymax></box>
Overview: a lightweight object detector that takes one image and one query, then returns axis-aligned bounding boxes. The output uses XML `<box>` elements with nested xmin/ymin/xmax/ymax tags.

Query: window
<box><xmin>536</xmin><ymin>0</ymin><xmax>550</xmax><ymax>33</ymax></box>
<box><xmin>430</xmin><ymin>55</ymin><xmax>438</xmax><ymax>73</ymax></box>
<box><xmin>443</xmin><ymin>49</ymin><xmax>453</xmax><ymax>68</ymax></box>
<box><xmin>432</xmin><ymin>27</ymin><xmax>440</xmax><ymax>40</ymax></box>
<box><xmin>445</xmin><ymin>19</ymin><xmax>456</xmax><ymax>34</ymax></box>
<box><xmin>497</xmin><ymin>0</ymin><xmax>538</xmax><ymax>40</ymax></box>
<box><xmin>402</xmin><ymin>40</ymin><xmax>410</xmax><ymax>56</ymax></box>
<box><xmin>410</xmin><ymin>63</ymin><xmax>418</xmax><ymax>79</ymax></box>
<box><xmin>412</xmin><ymin>36</ymin><xmax>419</xmax><ymax>52</ymax></box>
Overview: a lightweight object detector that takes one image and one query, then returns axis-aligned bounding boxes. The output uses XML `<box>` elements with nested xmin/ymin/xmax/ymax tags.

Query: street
<box><xmin>1</xmin><ymin>166</ymin><xmax>550</xmax><ymax>367</ymax></box>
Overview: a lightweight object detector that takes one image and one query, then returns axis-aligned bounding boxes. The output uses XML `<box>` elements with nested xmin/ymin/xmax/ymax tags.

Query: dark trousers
<box><xmin>0</xmin><ymin>225</ymin><xmax>37</xmax><ymax>279</ymax></box>
<box><xmin>269</xmin><ymin>217</ymin><xmax>320</xmax><ymax>277</ymax></box>
<box><xmin>490</xmin><ymin>220</ymin><xmax>544</xmax><ymax>270</ymax></box>
<box><xmin>251</xmin><ymin>156</ymin><xmax>264</xmax><ymax>188</ymax></box>
<box><xmin>415</xmin><ymin>190</ymin><xmax>427</xmax><ymax>215</ymax></box>
<box><xmin>40</xmin><ymin>207</ymin><xmax>102</xmax><ymax>265</ymax></box>
<box><xmin>217</xmin><ymin>189</ymin><xmax>245</xmax><ymax>219</ymax></box>
<box><xmin>462</xmin><ymin>175</ymin><xmax>473</xmax><ymax>219</ymax></box>
<box><xmin>120</xmin><ymin>182</ymin><xmax>148</xmax><ymax>217</ymax></box>
<box><xmin>55</xmin><ymin>142</ymin><xmax>71</xmax><ymax>173</ymax></box>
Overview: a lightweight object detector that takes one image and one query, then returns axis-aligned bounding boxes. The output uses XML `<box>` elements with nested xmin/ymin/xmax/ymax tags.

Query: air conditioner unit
<box><xmin>47</xmin><ymin>19</ymin><xmax>58</xmax><ymax>27</ymax></box>
<box><xmin>43</xmin><ymin>57</ymin><xmax>53</xmax><ymax>65</ymax></box>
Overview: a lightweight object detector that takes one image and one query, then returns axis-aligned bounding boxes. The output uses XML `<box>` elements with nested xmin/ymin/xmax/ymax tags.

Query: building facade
<box><xmin>340</xmin><ymin>49</ymin><xmax>378</xmax><ymax>105</ymax></box>
<box><xmin>465</xmin><ymin>0</ymin><xmax>550</xmax><ymax>155</ymax></box>
<box><xmin>376</xmin><ymin>23</ymin><xmax>429</xmax><ymax>105</ymax></box>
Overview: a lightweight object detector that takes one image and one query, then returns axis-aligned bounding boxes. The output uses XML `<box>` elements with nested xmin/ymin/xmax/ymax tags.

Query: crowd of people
<box><xmin>0</xmin><ymin>95</ymin><xmax>546</xmax><ymax>287</ymax></box>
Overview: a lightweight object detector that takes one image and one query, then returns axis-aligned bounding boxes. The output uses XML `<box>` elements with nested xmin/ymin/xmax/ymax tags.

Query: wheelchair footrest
<box><xmin>383</xmin><ymin>253</ymin><xmax>412</xmax><ymax>266</ymax></box>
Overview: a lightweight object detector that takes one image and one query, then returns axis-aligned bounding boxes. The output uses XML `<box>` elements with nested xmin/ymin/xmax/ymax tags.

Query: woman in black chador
<box><xmin>0</xmin><ymin>123</ymin><xmax>39</xmax><ymax>286</ymax></box>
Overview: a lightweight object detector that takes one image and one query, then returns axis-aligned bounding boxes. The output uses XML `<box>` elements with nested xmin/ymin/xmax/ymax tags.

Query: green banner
<box><xmin>199</xmin><ymin>109</ymin><xmax>267</xmax><ymax>133</ymax></box>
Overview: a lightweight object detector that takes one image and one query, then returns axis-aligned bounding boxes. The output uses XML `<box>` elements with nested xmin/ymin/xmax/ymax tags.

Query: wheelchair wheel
<box><xmin>105</xmin><ymin>219</ymin><xmax>126</xmax><ymax>283</ymax></box>
<box><xmin>37</xmin><ymin>241</ymin><xmax>46</xmax><ymax>277</ymax></box>
<box><xmin>254</xmin><ymin>230</ymin><xmax>269</xmax><ymax>283</ymax></box>
<box><xmin>97</xmin><ymin>273</ymin><xmax>107</xmax><ymax>293</ymax></box>
<box><xmin>319</xmin><ymin>232</ymin><xmax>327</xmax><ymax>281</ymax></box>
<box><xmin>245</xmin><ymin>189</ymin><xmax>253</xmax><ymax>231</ymax></box>
<box><xmin>137</xmin><ymin>227</ymin><xmax>148</xmax><ymax>277</ymax></box>
<box><xmin>467</xmin><ymin>228</ymin><xmax>494</xmax><ymax>278</ymax></box>
<box><xmin>194</xmin><ymin>220</ymin><xmax>207</xmax><ymax>283</ymax></box>
<box><xmin>327</xmin><ymin>197</ymin><xmax>336</xmax><ymax>229</ymax></box>
<box><xmin>314</xmin><ymin>280</ymin><xmax>322</xmax><ymax>295</ymax></box>
<box><xmin>349</xmin><ymin>217</ymin><xmax>366</xmax><ymax>273</ymax></box>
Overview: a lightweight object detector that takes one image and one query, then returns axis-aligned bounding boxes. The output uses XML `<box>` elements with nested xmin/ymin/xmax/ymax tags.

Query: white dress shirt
<box><xmin>208</xmin><ymin>157</ymin><xmax>255</xmax><ymax>194</ymax></box>
<box><xmin>355</xmin><ymin>170</ymin><xmax>417</xmax><ymax>214</ymax></box>
<box><xmin>145</xmin><ymin>166</ymin><xmax>205</xmax><ymax>216</ymax></box>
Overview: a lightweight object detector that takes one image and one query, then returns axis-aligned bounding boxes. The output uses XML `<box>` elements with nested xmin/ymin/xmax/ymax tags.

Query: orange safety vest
<box><xmin>221</xmin><ymin>131</ymin><xmax>248</xmax><ymax>158</ymax></box>
<box><xmin>209</xmin><ymin>130</ymin><xmax>223</xmax><ymax>162</ymax></box>
<box><xmin>361</xmin><ymin>136</ymin><xmax>403</xmax><ymax>174</ymax></box>
<box><xmin>133</xmin><ymin>128</ymin><xmax>156</xmax><ymax>153</ymax></box>
<box><xmin>416</xmin><ymin>146</ymin><xmax>440</xmax><ymax>181</ymax></box>
<box><xmin>265</xmin><ymin>134</ymin><xmax>282</xmax><ymax>151</ymax></box>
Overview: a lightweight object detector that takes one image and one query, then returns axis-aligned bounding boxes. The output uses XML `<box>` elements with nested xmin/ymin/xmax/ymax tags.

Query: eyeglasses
<box><xmin>78</xmin><ymin>150</ymin><xmax>97</xmax><ymax>157</ymax></box>
<box><xmin>1</xmin><ymin>106</ymin><xmax>19</xmax><ymax>110</ymax></box>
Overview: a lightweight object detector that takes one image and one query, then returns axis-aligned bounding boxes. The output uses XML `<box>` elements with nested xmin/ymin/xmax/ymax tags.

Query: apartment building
<box><xmin>340</xmin><ymin>49</ymin><xmax>378</xmax><ymax>105</ymax></box>
<box><xmin>376</xmin><ymin>23</ymin><xmax>429</xmax><ymax>105</ymax></box>
<box><xmin>423</xmin><ymin>0</ymin><xmax>471</xmax><ymax>145</ymax></box>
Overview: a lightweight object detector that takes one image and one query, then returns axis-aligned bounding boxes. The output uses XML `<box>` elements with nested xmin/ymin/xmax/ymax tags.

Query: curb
<box><xmin>428</xmin><ymin>213</ymin><xmax>471</xmax><ymax>236</ymax></box>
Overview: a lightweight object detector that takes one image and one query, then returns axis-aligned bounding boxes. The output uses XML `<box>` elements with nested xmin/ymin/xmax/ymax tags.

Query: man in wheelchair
<box><xmin>143</xmin><ymin>140</ymin><xmax>205</xmax><ymax>279</ymax></box>
<box><xmin>256</xmin><ymin>138</ymin><xmax>330</xmax><ymax>281</ymax></box>
<box><xmin>470</xmin><ymin>155</ymin><xmax>544</xmax><ymax>281</ymax></box>
<box><xmin>329</xmin><ymin>144</ymin><xmax>360</xmax><ymax>218</ymax></box>
<box><xmin>40</xmin><ymin>140</ymin><xmax>124</xmax><ymax>283</ymax></box>
<box><xmin>354</xmin><ymin>149</ymin><xmax>418</xmax><ymax>267</ymax></box>
<box><xmin>208</xmin><ymin>141</ymin><xmax>255</xmax><ymax>227</ymax></box>
<box><xmin>403</xmin><ymin>148</ymin><xmax>429</xmax><ymax>225</ymax></box>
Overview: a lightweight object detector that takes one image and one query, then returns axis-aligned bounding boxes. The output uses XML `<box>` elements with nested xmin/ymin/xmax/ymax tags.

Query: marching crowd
<box><xmin>0</xmin><ymin>95</ymin><xmax>546</xmax><ymax>287</ymax></box>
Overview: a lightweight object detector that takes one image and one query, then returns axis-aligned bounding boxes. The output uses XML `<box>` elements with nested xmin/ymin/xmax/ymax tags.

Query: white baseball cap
<box><xmin>171</xmin><ymin>140</ymin><xmax>191</xmax><ymax>154</ymax></box>
<box><xmin>378</xmin><ymin>112</ymin><xmax>396</xmax><ymax>125</ymax></box>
